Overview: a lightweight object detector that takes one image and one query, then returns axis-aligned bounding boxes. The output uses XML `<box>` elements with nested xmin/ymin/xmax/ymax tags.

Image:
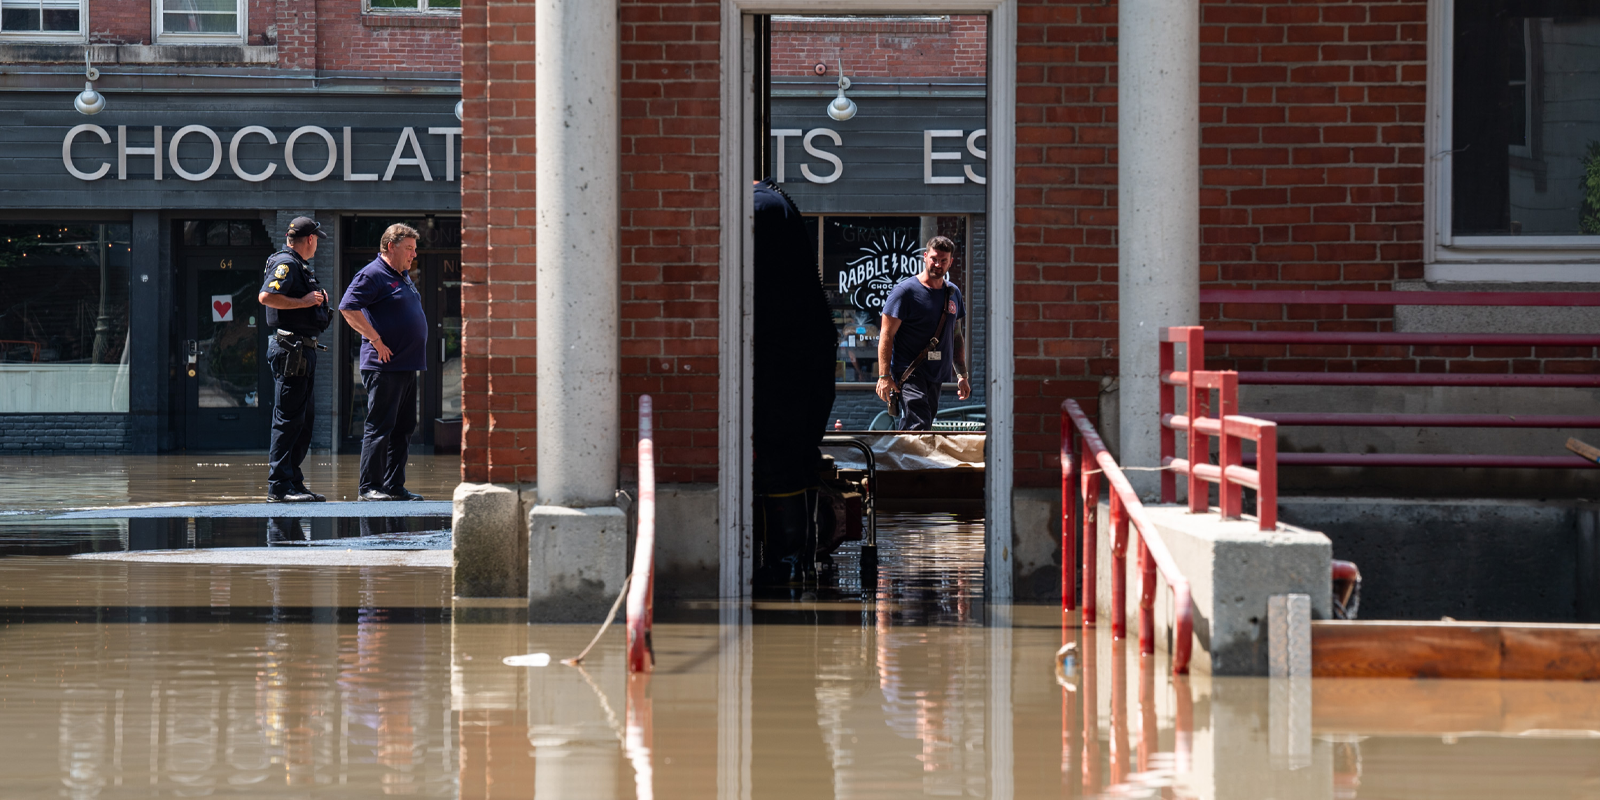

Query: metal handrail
<box><xmin>1162</xmin><ymin>369</ymin><xmax>1280</xmax><ymax>531</ymax></box>
<box><xmin>1062</xmin><ymin>399</ymin><xmax>1194</xmax><ymax>674</ymax></box>
<box><xmin>627</xmin><ymin>396</ymin><xmax>656</xmax><ymax>674</ymax></box>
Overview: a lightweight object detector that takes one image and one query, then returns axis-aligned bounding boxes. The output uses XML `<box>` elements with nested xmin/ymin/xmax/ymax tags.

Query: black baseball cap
<box><xmin>287</xmin><ymin>216</ymin><xmax>328</xmax><ymax>239</ymax></box>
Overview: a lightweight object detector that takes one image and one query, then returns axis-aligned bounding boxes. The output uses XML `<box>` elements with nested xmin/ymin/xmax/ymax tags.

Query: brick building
<box><xmin>459</xmin><ymin>0</ymin><xmax>1600</xmax><ymax>602</ymax></box>
<box><xmin>0</xmin><ymin>0</ymin><xmax>463</xmax><ymax>455</ymax></box>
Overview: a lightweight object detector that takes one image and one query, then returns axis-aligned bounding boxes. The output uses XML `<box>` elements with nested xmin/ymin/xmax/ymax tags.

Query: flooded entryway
<box><xmin>3</xmin><ymin>556</ymin><xmax>1600</xmax><ymax>798</ymax></box>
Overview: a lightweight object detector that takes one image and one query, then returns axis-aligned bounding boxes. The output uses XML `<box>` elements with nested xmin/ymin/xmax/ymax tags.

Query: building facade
<box><xmin>461</xmin><ymin>0</ymin><xmax>1600</xmax><ymax>601</ymax></box>
<box><xmin>0</xmin><ymin>0</ymin><xmax>462</xmax><ymax>453</ymax></box>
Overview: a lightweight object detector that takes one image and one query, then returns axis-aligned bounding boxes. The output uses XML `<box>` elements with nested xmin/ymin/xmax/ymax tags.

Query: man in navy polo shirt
<box><xmin>339</xmin><ymin>223</ymin><xmax>429</xmax><ymax>501</ymax></box>
<box><xmin>875</xmin><ymin>236</ymin><xmax>971</xmax><ymax>431</ymax></box>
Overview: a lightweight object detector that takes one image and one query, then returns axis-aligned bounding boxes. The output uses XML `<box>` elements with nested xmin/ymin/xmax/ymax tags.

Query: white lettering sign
<box><xmin>767</xmin><ymin>127</ymin><xmax>988</xmax><ymax>186</ymax></box>
<box><xmin>61</xmin><ymin>124</ymin><xmax>465</xmax><ymax>184</ymax></box>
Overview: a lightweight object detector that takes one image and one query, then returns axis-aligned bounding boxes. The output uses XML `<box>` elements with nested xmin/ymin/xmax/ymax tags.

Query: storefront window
<box><xmin>0</xmin><ymin>224</ymin><xmax>131</xmax><ymax>413</ymax></box>
<box><xmin>1452</xmin><ymin>1</ymin><xmax>1600</xmax><ymax>237</ymax></box>
<box><xmin>817</xmin><ymin>215</ymin><xmax>968</xmax><ymax>384</ymax></box>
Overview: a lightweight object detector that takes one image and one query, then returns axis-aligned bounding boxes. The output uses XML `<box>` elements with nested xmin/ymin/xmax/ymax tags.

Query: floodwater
<box><xmin>1</xmin><ymin>506</ymin><xmax>1599</xmax><ymax>797</ymax></box>
<box><xmin>0</xmin><ymin>453</ymin><xmax>461</xmax><ymax>512</ymax></box>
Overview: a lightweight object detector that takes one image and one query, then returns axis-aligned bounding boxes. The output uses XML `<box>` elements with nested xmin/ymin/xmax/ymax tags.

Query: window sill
<box><xmin>0</xmin><ymin>43</ymin><xmax>275</xmax><ymax>64</ymax></box>
<box><xmin>361</xmin><ymin>12</ymin><xmax>459</xmax><ymax>29</ymax></box>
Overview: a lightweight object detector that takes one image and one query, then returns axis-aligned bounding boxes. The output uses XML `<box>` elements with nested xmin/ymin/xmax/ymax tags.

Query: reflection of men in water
<box><xmin>258</xmin><ymin>217</ymin><xmax>333</xmax><ymax>502</ymax></box>
<box><xmin>751</xmin><ymin>178</ymin><xmax>837</xmax><ymax>582</ymax></box>
<box><xmin>875</xmin><ymin>237</ymin><xmax>969</xmax><ymax>431</ymax></box>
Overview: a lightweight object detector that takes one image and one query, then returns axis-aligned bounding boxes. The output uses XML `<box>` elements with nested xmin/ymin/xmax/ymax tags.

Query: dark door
<box><xmin>178</xmin><ymin>221</ymin><xmax>275</xmax><ymax>450</ymax></box>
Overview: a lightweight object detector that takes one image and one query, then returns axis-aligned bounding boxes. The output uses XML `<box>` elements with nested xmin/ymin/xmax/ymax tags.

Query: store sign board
<box><xmin>770</xmin><ymin>94</ymin><xmax>988</xmax><ymax>215</ymax></box>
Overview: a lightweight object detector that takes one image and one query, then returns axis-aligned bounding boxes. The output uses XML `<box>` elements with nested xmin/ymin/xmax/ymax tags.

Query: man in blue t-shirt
<box><xmin>875</xmin><ymin>236</ymin><xmax>970</xmax><ymax>431</ymax></box>
<box><xmin>339</xmin><ymin>223</ymin><xmax>429</xmax><ymax>501</ymax></box>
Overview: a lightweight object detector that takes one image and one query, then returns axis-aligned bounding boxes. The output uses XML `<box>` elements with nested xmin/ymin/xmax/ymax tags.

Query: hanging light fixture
<box><xmin>74</xmin><ymin>52</ymin><xmax>104</xmax><ymax>115</ymax></box>
<box><xmin>826</xmin><ymin>59</ymin><xmax>856</xmax><ymax>122</ymax></box>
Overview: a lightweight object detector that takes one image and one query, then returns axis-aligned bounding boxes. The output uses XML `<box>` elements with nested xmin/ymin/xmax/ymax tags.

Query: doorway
<box><xmin>176</xmin><ymin>219</ymin><xmax>277</xmax><ymax>451</ymax></box>
<box><xmin>338</xmin><ymin>216</ymin><xmax>462</xmax><ymax>453</ymax></box>
<box><xmin>722</xmin><ymin>3</ymin><xmax>1016</xmax><ymax>600</ymax></box>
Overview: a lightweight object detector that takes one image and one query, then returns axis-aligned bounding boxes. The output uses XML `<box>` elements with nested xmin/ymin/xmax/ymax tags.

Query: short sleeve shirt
<box><xmin>883</xmin><ymin>277</ymin><xmax>965</xmax><ymax>384</ymax></box>
<box><xmin>338</xmin><ymin>256</ymin><xmax>429</xmax><ymax>372</ymax></box>
<box><xmin>259</xmin><ymin>249</ymin><xmax>328</xmax><ymax>335</ymax></box>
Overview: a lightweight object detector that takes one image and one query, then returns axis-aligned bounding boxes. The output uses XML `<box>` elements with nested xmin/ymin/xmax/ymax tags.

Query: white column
<box><xmin>528</xmin><ymin>0</ymin><xmax>627</xmax><ymax>622</ymax></box>
<box><xmin>1118</xmin><ymin>0</ymin><xmax>1200</xmax><ymax>495</ymax></box>
<box><xmin>536</xmin><ymin>0</ymin><xmax>620</xmax><ymax>507</ymax></box>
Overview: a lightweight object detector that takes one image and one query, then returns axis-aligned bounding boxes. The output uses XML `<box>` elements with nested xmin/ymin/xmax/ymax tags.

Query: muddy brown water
<box><xmin>1</xmin><ymin>504</ymin><xmax>1599</xmax><ymax>796</ymax></box>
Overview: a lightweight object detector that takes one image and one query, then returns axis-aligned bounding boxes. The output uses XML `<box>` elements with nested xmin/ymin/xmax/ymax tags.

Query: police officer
<box><xmin>258</xmin><ymin>216</ymin><xmax>333</xmax><ymax>502</ymax></box>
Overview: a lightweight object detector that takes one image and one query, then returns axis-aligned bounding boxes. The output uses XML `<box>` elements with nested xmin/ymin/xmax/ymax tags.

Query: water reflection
<box><xmin>4</xmin><ymin>560</ymin><xmax>1600</xmax><ymax>798</ymax></box>
<box><xmin>0</xmin><ymin>515</ymin><xmax>451</xmax><ymax>557</ymax></box>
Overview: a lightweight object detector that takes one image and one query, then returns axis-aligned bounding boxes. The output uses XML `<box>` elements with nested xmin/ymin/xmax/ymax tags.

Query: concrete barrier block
<box><xmin>528</xmin><ymin>505</ymin><xmax>628</xmax><ymax>623</ymax></box>
<box><xmin>1011</xmin><ymin>487</ymin><xmax>1063</xmax><ymax>602</ymax></box>
<box><xmin>1097</xmin><ymin>502</ymin><xmax>1331</xmax><ymax>675</ymax></box>
<box><xmin>655</xmin><ymin>484</ymin><xmax>719</xmax><ymax>598</ymax></box>
<box><xmin>452</xmin><ymin>482</ymin><xmax>522</xmax><ymax>598</ymax></box>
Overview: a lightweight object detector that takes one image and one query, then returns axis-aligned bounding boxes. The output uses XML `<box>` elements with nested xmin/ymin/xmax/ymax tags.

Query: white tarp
<box><xmin>827</xmin><ymin>433</ymin><xmax>984</xmax><ymax>472</ymax></box>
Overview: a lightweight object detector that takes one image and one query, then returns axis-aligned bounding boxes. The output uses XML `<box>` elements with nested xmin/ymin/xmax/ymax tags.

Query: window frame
<box><xmin>0</xmin><ymin>0</ymin><xmax>86</xmax><ymax>42</ymax></box>
<box><xmin>153</xmin><ymin>0</ymin><xmax>246</xmax><ymax>44</ymax></box>
<box><xmin>362</xmin><ymin>0</ymin><xmax>461</xmax><ymax>16</ymax></box>
<box><xmin>1425</xmin><ymin>0</ymin><xmax>1600</xmax><ymax>282</ymax></box>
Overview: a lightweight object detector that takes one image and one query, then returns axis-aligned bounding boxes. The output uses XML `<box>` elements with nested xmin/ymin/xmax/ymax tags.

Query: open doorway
<box><xmin>725</xmin><ymin>5</ymin><xmax>1016</xmax><ymax>601</ymax></box>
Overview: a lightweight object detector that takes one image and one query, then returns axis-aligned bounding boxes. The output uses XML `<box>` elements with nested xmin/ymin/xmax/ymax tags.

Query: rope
<box><xmin>561</xmin><ymin>573</ymin><xmax>633</xmax><ymax>667</ymax></box>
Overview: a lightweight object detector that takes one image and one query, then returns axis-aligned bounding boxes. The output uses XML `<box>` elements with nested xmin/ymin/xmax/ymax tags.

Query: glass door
<box><xmin>179</xmin><ymin>220</ymin><xmax>275</xmax><ymax>450</ymax></box>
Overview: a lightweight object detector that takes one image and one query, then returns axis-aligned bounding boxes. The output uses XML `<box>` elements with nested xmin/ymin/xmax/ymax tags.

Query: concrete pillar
<box><xmin>529</xmin><ymin>0</ymin><xmax>625</xmax><ymax>620</ymax></box>
<box><xmin>1117</xmin><ymin>0</ymin><xmax>1200</xmax><ymax>495</ymax></box>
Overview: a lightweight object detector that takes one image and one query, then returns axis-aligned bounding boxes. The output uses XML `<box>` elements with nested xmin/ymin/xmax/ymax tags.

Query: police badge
<box><xmin>273</xmin><ymin>264</ymin><xmax>290</xmax><ymax>279</ymax></box>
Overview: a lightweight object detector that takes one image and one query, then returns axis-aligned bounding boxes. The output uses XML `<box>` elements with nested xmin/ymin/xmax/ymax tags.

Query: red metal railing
<box><xmin>1061</xmin><ymin>399</ymin><xmax>1194</xmax><ymax>674</ymax></box>
<box><xmin>1171</xmin><ymin>292</ymin><xmax>1600</xmax><ymax>470</ymax></box>
<box><xmin>627</xmin><ymin>395</ymin><xmax>656</xmax><ymax>674</ymax></box>
<box><xmin>1159</xmin><ymin>328</ymin><xmax>1280</xmax><ymax>529</ymax></box>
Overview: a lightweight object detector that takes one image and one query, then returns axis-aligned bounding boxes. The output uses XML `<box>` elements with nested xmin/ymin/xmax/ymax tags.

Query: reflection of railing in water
<box><xmin>1060</xmin><ymin>628</ymin><xmax>1194</xmax><ymax>798</ymax></box>
<box><xmin>1061</xmin><ymin>399</ymin><xmax>1195</xmax><ymax>674</ymax></box>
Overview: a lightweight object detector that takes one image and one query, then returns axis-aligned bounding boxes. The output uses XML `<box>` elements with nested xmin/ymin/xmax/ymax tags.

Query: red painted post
<box><xmin>1215</xmin><ymin>374</ymin><xmax>1242</xmax><ymax>519</ymax></box>
<box><xmin>1257</xmin><ymin>421</ymin><xmax>1278</xmax><ymax>531</ymax></box>
<box><xmin>1186</xmin><ymin>375</ymin><xmax>1207</xmax><ymax>513</ymax></box>
<box><xmin>1062</xmin><ymin>403</ymin><xmax>1078</xmax><ymax>613</ymax></box>
<box><xmin>1110</xmin><ymin>494</ymin><xmax>1128</xmax><ymax>641</ymax></box>
<box><xmin>1138</xmin><ymin>538</ymin><xmax>1156</xmax><ymax>656</ymax></box>
<box><xmin>1159</xmin><ymin>336</ymin><xmax>1176</xmax><ymax>504</ymax></box>
<box><xmin>1081</xmin><ymin>437</ymin><xmax>1099</xmax><ymax>625</ymax></box>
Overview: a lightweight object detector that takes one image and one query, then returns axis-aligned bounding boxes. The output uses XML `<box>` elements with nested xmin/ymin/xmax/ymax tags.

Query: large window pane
<box><xmin>0</xmin><ymin>224</ymin><xmax>132</xmax><ymax>413</ymax></box>
<box><xmin>1453</xmin><ymin>1</ymin><xmax>1600</xmax><ymax>236</ymax></box>
<box><xmin>2</xmin><ymin>0</ymin><xmax>82</xmax><ymax>33</ymax></box>
<box><xmin>818</xmin><ymin>215</ymin><xmax>968</xmax><ymax>384</ymax></box>
<box><xmin>163</xmin><ymin>12</ymin><xmax>237</xmax><ymax>33</ymax></box>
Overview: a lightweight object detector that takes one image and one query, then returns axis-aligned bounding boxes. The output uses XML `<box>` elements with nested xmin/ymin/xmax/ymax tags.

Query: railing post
<box><xmin>1062</xmin><ymin>403</ymin><xmax>1078</xmax><ymax>613</ymax></box>
<box><xmin>1186</xmin><ymin>376</ymin><xmax>1207</xmax><ymax>513</ymax></box>
<box><xmin>1217</xmin><ymin>379</ymin><xmax>1242</xmax><ymax>519</ymax></box>
<box><xmin>1138</xmin><ymin>537</ymin><xmax>1156</xmax><ymax>656</ymax></box>
<box><xmin>1257</xmin><ymin>421</ymin><xmax>1278</xmax><ymax>531</ymax></box>
<box><xmin>1081</xmin><ymin>438</ymin><xmax>1099</xmax><ymax>625</ymax></box>
<box><xmin>1110</xmin><ymin>493</ymin><xmax>1128</xmax><ymax>640</ymax></box>
<box><xmin>1159</xmin><ymin>336</ymin><xmax>1176</xmax><ymax>504</ymax></box>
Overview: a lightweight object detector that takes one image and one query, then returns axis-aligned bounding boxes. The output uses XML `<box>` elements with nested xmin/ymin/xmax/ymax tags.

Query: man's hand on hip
<box><xmin>372</xmin><ymin>339</ymin><xmax>393</xmax><ymax>363</ymax></box>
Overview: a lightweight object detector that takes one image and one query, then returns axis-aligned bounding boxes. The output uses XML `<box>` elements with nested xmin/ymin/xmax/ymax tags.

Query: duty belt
<box><xmin>275</xmin><ymin>329</ymin><xmax>317</xmax><ymax>343</ymax></box>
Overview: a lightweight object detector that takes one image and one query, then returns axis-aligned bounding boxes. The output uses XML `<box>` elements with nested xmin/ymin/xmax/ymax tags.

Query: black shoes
<box><xmin>294</xmin><ymin>487</ymin><xmax>327</xmax><ymax>502</ymax></box>
<box><xmin>267</xmin><ymin>491</ymin><xmax>318</xmax><ymax>503</ymax></box>
<box><xmin>360</xmin><ymin>488</ymin><xmax>426</xmax><ymax>501</ymax></box>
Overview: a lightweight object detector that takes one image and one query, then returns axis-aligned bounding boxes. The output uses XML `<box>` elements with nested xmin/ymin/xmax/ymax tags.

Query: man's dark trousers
<box><xmin>897</xmin><ymin>373</ymin><xmax>943</xmax><ymax>431</ymax></box>
<box><xmin>267</xmin><ymin>337</ymin><xmax>317</xmax><ymax>496</ymax></box>
<box><xmin>360</xmin><ymin>369</ymin><xmax>417</xmax><ymax>494</ymax></box>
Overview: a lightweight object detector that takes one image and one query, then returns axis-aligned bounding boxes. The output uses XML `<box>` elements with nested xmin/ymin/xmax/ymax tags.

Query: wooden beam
<box><xmin>1312</xmin><ymin>620</ymin><xmax>1600</xmax><ymax>681</ymax></box>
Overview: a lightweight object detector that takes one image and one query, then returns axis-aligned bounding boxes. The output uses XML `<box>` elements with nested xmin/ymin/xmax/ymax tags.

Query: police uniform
<box><xmin>260</xmin><ymin>218</ymin><xmax>332</xmax><ymax>501</ymax></box>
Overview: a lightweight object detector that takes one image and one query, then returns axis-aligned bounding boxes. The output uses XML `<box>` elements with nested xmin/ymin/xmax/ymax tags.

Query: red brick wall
<box><xmin>460</xmin><ymin>0</ymin><xmax>722</xmax><ymax>485</ymax></box>
<box><xmin>463</xmin><ymin>1</ymin><xmax>1432</xmax><ymax>489</ymax></box>
<box><xmin>771</xmin><ymin>15</ymin><xmax>987</xmax><ymax>79</ymax></box>
<box><xmin>78</xmin><ymin>0</ymin><xmax>459</xmax><ymax>71</ymax></box>
<box><xmin>1010</xmin><ymin>0</ymin><xmax>1428</xmax><ymax>487</ymax></box>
